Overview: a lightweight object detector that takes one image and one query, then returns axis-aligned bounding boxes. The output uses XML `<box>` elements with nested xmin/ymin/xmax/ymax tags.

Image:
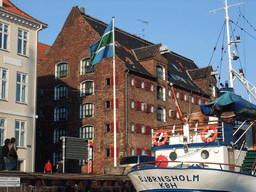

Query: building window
<box><xmin>191</xmin><ymin>96</ymin><xmax>194</xmax><ymax>103</ymax></box>
<box><xmin>105</xmin><ymin>124</ymin><xmax>110</xmax><ymax>132</ymax></box>
<box><xmin>54</xmin><ymin>107</ymin><xmax>67</xmax><ymax>121</ymax></box>
<box><xmin>80</xmin><ymin>58</ymin><xmax>93</xmax><ymax>74</ymax></box>
<box><xmin>17</xmin><ymin>29</ymin><xmax>28</xmax><ymax>56</ymax></box>
<box><xmin>56</xmin><ymin>63</ymin><xmax>68</xmax><ymax>78</ymax></box>
<box><xmin>106</xmin><ymin>78</ymin><xmax>110</xmax><ymax>85</ymax></box>
<box><xmin>16</xmin><ymin>72</ymin><xmax>27</xmax><ymax>103</ymax></box>
<box><xmin>80</xmin><ymin>81</ymin><xmax>94</xmax><ymax>97</ymax></box>
<box><xmin>53</xmin><ymin>151</ymin><xmax>62</xmax><ymax>166</ymax></box>
<box><xmin>141</xmin><ymin>149</ymin><xmax>145</xmax><ymax>155</ymax></box>
<box><xmin>184</xmin><ymin>94</ymin><xmax>188</xmax><ymax>101</ymax></box>
<box><xmin>141</xmin><ymin>103</ymin><xmax>147</xmax><ymax>111</ymax></box>
<box><xmin>209</xmin><ymin>84</ymin><xmax>215</xmax><ymax>97</ymax></box>
<box><xmin>80</xmin><ymin>126</ymin><xmax>94</xmax><ymax>139</ymax></box>
<box><xmin>131</xmin><ymin>78</ymin><xmax>134</xmax><ymax>85</ymax></box>
<box><xmin>80</xmin><ymin>103</ymin><xmax>94</xmax><ymax>118</ymax></box>
<box><xmin>150</xmin><ymin>105</ymin><xmax>154</xmax><ymax>113</ymax></box>
<box><xmin>150</xmin><ymin>84</ymin><xmax>153</xmax><ymax>91</ymax></box>
<box><xmin>157</xmin><ymin>107</ymin><xmax>166</xmax><ymax>122</ymax></box>
<box><xmin>176</xmin><ymin>91</ymin><xmax>179</xmax><ymax>99</ymax></box>
<box><xmin>15</xmin><ymin>120</ymin><xmax>25</xmax><ymax>147</ymax></box>
<box><xmin>54</xmin><ymin>129</ymin><xmax>66</xmax><ymax>143</ymax></box>
<box><xmin>105</xmin><ymin>101</ymin><xmax>110</xmax><ymax>108</ymax></box>
<box><xmin>105</xmin><ymin>149</ymin><xmax>110</xmax><ymax>157</ymax></box>
<box><xmin>169</xmin><ymin>110</ymin><xmax>174</xmax><ymax>117</ymax></box>
<box><xmin>131</xmin><ymin>148</ymin><xmax>135</xmax><ymax>156</ymax></box>
<box><xmin>131</xmin><ymin>124</ymin><xmax>134</xmax><ymax>132</ymax></box>
<box><xmin>54</xmin><ymin>85</ymin><xmax>68</xmax><ymax>100</ymax></box>
<box><xmin>141</xmin><ymin>125</ymin><xmax>145</xmax><ymax>133</ymax></box>
<box><xmin>157</xmin><ymin>65</ymin><xmax>165</xmax><ymax>80</ymax></box>
<box><xmin>0</xmin><ymin>119</ymin><xmax>5</xmax><ymax>146</ymax></box>
<box><xmin>0</xmin><ymin>23</ymin><xmax>9</xmax><ymax>50</ymax></box>
<box><xmin>157</xmin><ymin>86</ymin><xmax>165</xmax><ymax>101</ymax></box>
<box><xmin>141</xmin><ymin>81</ymin><xmax>145</xmax><ymax>88</ymax></box>
<box><xmin>0</xmin><ymin>68</ymin><xmax>7</xmax><ymax>100</ymax></box>
<box><xmin>131</xmin><ymin>100</ymin><xmax>134</xmax><ymax>108</ymax></box>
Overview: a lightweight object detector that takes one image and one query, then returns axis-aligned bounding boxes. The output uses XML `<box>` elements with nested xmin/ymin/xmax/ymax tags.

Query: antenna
<box><xmin>137</xmin><ymin>19</ymin><xmax>148</xmax><ymax>38</ymax></box>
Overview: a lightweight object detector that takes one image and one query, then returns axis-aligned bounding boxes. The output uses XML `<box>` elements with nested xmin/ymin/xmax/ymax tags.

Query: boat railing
<box><xmin>152</xmin><ymin>120</ymin><xmax>224</xmax><ymax>144</ymax></box>
<box><xmin>131</xmin><ymin>160</ymin><xmax>256</xmax><ymax>175</ymax></box>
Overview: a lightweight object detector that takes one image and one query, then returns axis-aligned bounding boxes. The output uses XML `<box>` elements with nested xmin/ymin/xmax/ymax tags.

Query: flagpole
<box><xmin>112</xmin><ymin>17</ymin><xmax>117</xmax><ymax>167</ymax></box>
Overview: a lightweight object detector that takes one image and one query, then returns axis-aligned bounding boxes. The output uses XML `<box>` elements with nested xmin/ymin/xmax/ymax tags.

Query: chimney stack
<box><xmin>0</xmin><ymin>0</ymin><xmax>3</xmax><ymax>7</ymax></box>
<box><xmin>80</xmin><ymin>7</ymin><xmax>85</xmax><ymax>14</ymax></box>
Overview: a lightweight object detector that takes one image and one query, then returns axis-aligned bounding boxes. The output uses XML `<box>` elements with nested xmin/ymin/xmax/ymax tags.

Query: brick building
<box><xmin>36</xmin><ymin>6</ymin><xmax>217</xmax><ymax>174</ymax></box>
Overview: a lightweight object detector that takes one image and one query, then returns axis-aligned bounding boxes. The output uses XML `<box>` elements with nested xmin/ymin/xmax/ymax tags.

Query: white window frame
<box><xmin>80</xmin><ymin>58</ymin><xmax>93</xmax><ymax>75</ymax></box>
<box><xmin>157</xmin><ymin>86</ymin><xmax>166</xmax><ymax>101</ymax></box>
<box><xmin>141</xmin><ymin>81</ymin><xmax>145</xmax><ymax>88</ymax></box>
<box><xmin>131</xmin><ymin>100</ymin><xmax>134</xmax><ymax>108</ymax></box>
<box><xmin>55</xmin><ymin>63</ymin><xmax>68</xmax><ymax>79</ymax></box>
<box><xmin>141</xmin><ymin>125</ymin><xmax>145</xmax><ymax>133</ymax></box>
<box><xmin>0</xmin><ymin>118</ymin><xmax>6</xmax><ymax>146</ymax></box>
<box><xmin>80</xmin><ymin>103</ymin><xmax>94</xmax><ymax>118</ymax></box>
<box><xmin>141</xmin><ymin>149</ymin><xmax>145</xmax><ymax>155</ymax></box>
<box><xmin>0</xmin><ymin>22</ymin><xmax>9</xmax><ymax>51</ymax></box>
<box><xmin>54</xmin><ymin>107</ymin><xmax>67</xmax><ymax>121</ymax></box>
<box><xmin>54</xmin><ymin>85</ymin><xmax>68</xmax><ymax>100</ymax></box>
<box><xmin>15</xmin><ymin>120</ymin><xmax>25</xmax><ymax>147</ymax></box>
<box><xmin>141</xmin><ymin>103</ymin><xmax>147</xmax><ymax>111</ymax></box>
<box><xmin>80</xmin><ymin>126</ymin><xmax>94</xmax><ymax>139</ymax></box>
<box><xmin>150</xmin><ymin>84</ymin><xmax>153</xmax><ymax>91</ymax></box>
<box><xmin>191</xmin><ymin>96</ymin><xmax>194</xmax><ymax>103</ymax></box>
<box><xmin>209</xmin><ymin>84</ymin><xmax>216</xmax><ymax>97</ymax></box>
<box><xmin>150</xmin><ymin>105</ymin><xmax>154</xmax><ymax>113</ymax></box>
<box><xmin>0</xmin><ymin>68</ymin><xmax>7</xmax><ymax>100</ymax></box>
<box><xmin>17</xmin><ymin>29</ymin><xmax>28</xmax><ymax>56</ymax></box>
<box><xmin>184</xmin><ymin>94</ymin><xmax>188</xmax><ymax>101</ymax></box>
<box><xmin>80</xmin><ymin>80</ymin><xmax>94</xmax><ymax>97</ymax></box>
<box><xmin>131</xmin><ymin>78</ymin><xmax>134</xmax><ymax>85</ymax></box>
<box><xmin>157</xmin><ymin>65</ymin><xmax>165</xmax><ymax>80</ymax></box>
<box><xmin>16</xmin><ymin>72</ymin><xmax>27</xmax><ymax>103</ymax></box>
<box><xmin>131</xmin><ymin>148</ymin><xmax>135</xmax><ymax>156</ymax></box>
<box><xmin>131</xmin><ymin>124</ymin><xmax>134</xmax><ymax>132</ymax></box>
<box><xmin>169</xmin><ymin>109</ymin><xmax>174</xmax><ymax>117</ymax></box>
<box><xmin>157</xmin><ymin>107</ymin><xmax>166</xmax><ymax>122</ymax></box>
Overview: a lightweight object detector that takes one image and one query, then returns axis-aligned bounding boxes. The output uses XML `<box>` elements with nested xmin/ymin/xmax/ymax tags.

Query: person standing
<box><xmin>2</xmin><ymin>139</ymin><xmax>10</xmax><ymax>170</ymax></box>
<box><xmin>44</xmin><ymin>160</ymin><xmax>52</xmax><ymax>173</ymax></box>
<box><xmin>8</xmin><ymin>137</ymin><xmax>18</xmax><ymax>170</ymax></box>
<box><xmin>56</xmin><ymin>160</ymin><xmax>63</xmax><ymax>173</ymax></box>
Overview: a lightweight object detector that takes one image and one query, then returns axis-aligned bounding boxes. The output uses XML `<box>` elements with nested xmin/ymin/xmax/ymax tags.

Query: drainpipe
<box><xmin>125</xmin><ymin>69</ymin><xmax>130</xmax><ymax>156</ymax></box>
<box><xmin>32</xmin><ymin>24</ymin><xmax>43</xmax><ymax>172</ymax></box>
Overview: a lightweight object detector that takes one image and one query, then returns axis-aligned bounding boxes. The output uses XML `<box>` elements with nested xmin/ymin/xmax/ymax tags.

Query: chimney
<box><xmin>0</xmin><ymin>0</ymin><xmax>3</xmax><ymax>7</ymax></box>
<box><xmin>80</xmin><ymin>7</ymin><xmax>85</xmax><ymax>14</ymax></box>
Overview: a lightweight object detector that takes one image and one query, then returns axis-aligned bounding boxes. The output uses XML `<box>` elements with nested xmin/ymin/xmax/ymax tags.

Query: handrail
<box><xmin>132</xmin><ymin>160</ymin><xmax>256</xmax><ymax>174</ymax></box>
<box><xmin>251</xmin><ymin>157</ymin><xmax>256</xmax><ymax>174</ymax></box>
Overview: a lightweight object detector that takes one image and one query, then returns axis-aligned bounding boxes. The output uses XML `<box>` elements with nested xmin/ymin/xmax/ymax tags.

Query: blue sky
<box><xmin>11</xmin><ymin>0</ymin><xmax>256</xmax><ymax>101</ymax></box>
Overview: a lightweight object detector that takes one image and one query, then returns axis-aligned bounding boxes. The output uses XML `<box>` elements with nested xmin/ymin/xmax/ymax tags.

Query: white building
<box><xmin>0</xmin><ymin>0</ymin><xmax>47</xmax><ymax>171</ymax></box>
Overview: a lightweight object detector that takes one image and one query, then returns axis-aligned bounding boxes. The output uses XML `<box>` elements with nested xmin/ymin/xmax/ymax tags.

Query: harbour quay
<box><xmin>0</xmin><ymin>171</ymin><xmax>134</xmax><ymax>192</ymax></box>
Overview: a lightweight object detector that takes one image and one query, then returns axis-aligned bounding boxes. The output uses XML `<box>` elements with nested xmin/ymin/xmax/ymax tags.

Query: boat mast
<box><xmin>224</xmin><ymin>0</ymin><xmax>233</xmax><ymax>88</ymax></box>
<box><xmin>210</xmin><ymin>0</ymin><xmax>244</xmax><ymax>89</ymax></box>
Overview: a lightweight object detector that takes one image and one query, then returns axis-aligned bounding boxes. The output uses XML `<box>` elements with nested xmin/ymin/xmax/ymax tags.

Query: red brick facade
<box><xmin>36</xmin><ymin>6</ymin><xmax>217</xmax><ymax>174</ymax></box>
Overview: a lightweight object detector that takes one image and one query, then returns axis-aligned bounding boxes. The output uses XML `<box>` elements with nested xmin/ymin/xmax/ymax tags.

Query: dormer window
<box><xmin>157</xmin><ymin>65</ymin><xmax>165</xmax><ymax>80</ymax></box>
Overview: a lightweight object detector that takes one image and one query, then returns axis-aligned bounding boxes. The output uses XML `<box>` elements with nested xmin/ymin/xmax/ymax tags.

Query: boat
<box><xmin>128</xmin><ymin>1</ymin><xmax>256</xmax><ymax>191</ymax></box>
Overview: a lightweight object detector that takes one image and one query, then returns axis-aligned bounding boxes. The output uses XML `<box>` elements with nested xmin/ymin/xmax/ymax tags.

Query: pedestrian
<box><xmin>2</xmin><ymin>139</ymin><xmax>10</xmax><ymax>170</ymax></box>
<box><xmin>57</xmin><ymin>161</ymin><xmax>63</xmax><ymax>173</ymax></box>
<box><xmin>8</xmin><ymin>137</ymin><xmax>18</xmax><ymax>170</ymax></box>
<box><xmin>44</xmin><ymin>160</ymin><xmax>52</xmax><ymax>173</ymax></box>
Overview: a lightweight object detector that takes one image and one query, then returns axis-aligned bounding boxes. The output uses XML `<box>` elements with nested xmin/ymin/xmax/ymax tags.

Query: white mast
<box><xmin>210</xmin><ymin>0</ymin><xmax>244</xmax><ymax>89</ymax></box>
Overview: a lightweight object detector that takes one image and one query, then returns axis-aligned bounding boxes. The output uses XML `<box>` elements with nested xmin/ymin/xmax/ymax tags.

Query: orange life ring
<box><xmin>153</xmin><ymin>130</ymin><xmax>168</xmax><ymax>146</ymax></box>
<box><xmin>201</xmin><ymin>125</ymin><xmax>218</xmax><ymax>143</ymax></box>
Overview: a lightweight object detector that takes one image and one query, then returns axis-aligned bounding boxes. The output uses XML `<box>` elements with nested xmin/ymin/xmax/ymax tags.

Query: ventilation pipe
<box><xmin>80</xmin><ymin>7</ymin><xmax>85</xmax><ymax>14</ymax></box>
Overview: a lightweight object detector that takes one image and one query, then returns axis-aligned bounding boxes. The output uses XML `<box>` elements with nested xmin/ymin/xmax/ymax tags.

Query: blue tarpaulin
<box><xmin>200</xmin><ymin>91</ymin><xmax>256</xmax><ymax>120</ymax></box>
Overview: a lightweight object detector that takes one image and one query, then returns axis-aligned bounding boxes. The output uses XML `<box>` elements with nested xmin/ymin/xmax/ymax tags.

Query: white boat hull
<box><xmin>128</xmin><ymin>167</ymin><xmax>256</xmax><ymax>192</ymax></box>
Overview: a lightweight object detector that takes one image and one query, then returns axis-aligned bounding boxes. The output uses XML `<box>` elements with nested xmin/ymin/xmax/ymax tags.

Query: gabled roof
<box><xmin>133</xmin><ymin>44</ymin><xmax>160</xmax><ymax>60</ymax></box>
<box><xmin>79</xmin><ymin>8</ymin><xmax>206</xmax><ymax>93</ymax></box>
<box><xmin>38</xmin><ymin>42</ymin><xmax>51</xmax><ymax>65</ymax></box>
<box><xmin>187</xmin><ymin>66</ymin><xmax>213</xmax><ymax>80</ymax></box>
<box><xmin>1</xmin><ymin>0</ymin><xmax>47</xmax><ymax>26</ymax></box>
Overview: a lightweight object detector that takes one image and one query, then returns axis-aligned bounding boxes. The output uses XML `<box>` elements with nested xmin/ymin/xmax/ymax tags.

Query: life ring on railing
<box><xmin>201</xmin><ymin>125</ymin><xmax>218</xmax><ymax>143</ymax></box>
<box><xmin>153</xmin><ymin>130</ymin><xmax>168</xmax><ymax>146</ymax></box>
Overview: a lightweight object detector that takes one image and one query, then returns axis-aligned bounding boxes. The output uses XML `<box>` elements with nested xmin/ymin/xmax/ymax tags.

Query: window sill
<box><xmin>17</xmin><ymin>53</ymin><xmax>29</xmax><ymax>58</ymax></box>
<box><xmin>16</xmin><ymin>101</ymin><xmax>28</xmax><ymax>105</ymax></box>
